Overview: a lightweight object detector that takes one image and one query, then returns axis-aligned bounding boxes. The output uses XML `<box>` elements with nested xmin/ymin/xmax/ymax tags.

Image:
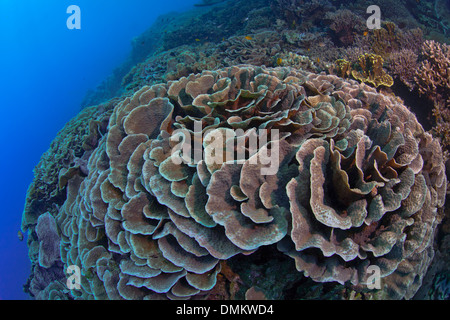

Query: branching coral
<box><xmin>414</xmin><ymin>40</ymin><xmax>450</xmax><ymax>153</ymax></box>
<box><xmin>414</xmin><ymin>40</ymin><xmax>450</xmax><ymax>105</ymax></box>
<box><xmin>388</xmin><ymin>49</ymin><xmax>419</xmax><ymax>90</ymax></box>
<box><xmin>432</xmin><ymin>105</ymin><xmax>450</xmax><ymax>155</ymax></box>
<box><xmin>350</xmin><ymin>22</ymin><xmax>423</xmax><ymax>59</ymax></box>
<box><xmin>368</xmin><ymin>22</ymin><xmax>425</xmax><ymax>58</ymax></box>
<box><xmin>325</xmin><ymin>9</ymin><xmax>365</xmax><ymax>47</ymax></box>
<box><xmin>23</xmin><ymin>65</ymin><xmax>446</xmax><ymax>300</ymax></box>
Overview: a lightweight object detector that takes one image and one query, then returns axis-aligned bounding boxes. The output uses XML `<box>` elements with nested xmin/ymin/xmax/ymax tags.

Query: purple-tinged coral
<box><xmin>388</xmin><ymin>49</ymin><xmax>419</xmax><ymax>90</ymax></box>
<box><xmin>325</xmin><ymin>9</ymin><xmax>365</xmax><ymax>47</ymax></box>
<box><xmin>35</xmin><ymin>212</ymin><xmax>61</xmax><ymax>269</ymax></box>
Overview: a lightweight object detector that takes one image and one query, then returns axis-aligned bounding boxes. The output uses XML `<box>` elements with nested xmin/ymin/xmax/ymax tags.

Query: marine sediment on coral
<box><xmin>23</xmin><ymin>64</ymin><xmax>447</xmax><ymax>300</ymax></box>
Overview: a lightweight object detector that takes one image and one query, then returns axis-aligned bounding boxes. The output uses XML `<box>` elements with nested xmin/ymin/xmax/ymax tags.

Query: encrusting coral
<box><xmin>22</xmin><ymin>64</ymin><xmax>446</xmax><ymax>300</ymax></box>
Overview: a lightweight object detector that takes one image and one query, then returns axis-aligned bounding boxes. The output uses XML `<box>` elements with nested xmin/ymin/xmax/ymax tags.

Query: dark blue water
<box><xmin>0</xmin><ymin>0</ymin><xmax>199</xmax><ymax>300</ymax></box>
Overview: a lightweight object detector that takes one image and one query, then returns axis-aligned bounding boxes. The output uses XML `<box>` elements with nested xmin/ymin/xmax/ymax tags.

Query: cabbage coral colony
<box><xmin>22</xmin><ymin>65</ymin><xmax>446</xmax><ymax>300</ymax></box>
<box><xmin>22</xmin><ymin>0</ymin><xmax>450</xmax><ymax>300</ymax></box>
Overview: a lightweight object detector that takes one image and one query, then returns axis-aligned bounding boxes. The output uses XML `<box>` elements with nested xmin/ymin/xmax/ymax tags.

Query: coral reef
<box><xmin>410</xmin><ymin>0</ymin><xmax>450</xmax><ymax>38</ymax></box>
<box><xmin>273</xmin><ymin>0</ymin><xmax>334</xmax><ymax>29</ymax></box>
<box><xmin>432</xmin><ymin>105</ymin><xmax>450</xmax><ymax>156</ymax></box>
<box><xmin>352</xmin><ymin>22</ymin><xmax>424</xmax><ymax>60</ymax></box>
<box><xmin>325</xmin><ymin>9</ymin><xmax>365</xmax><ymax>47</ymax></box>
<box><xmin>121</xmin><ymin>29</ymin><xmax>322</xmax><ymax>95</ymax></box>
<box><xmin>35</xmin><ymin>213</ymin><xmax>61</xmax><ymax>269</ymax></box>
<box><xmin>334</xmin><ymin>54</ymin><xmax>394</xmax><ymax>88</ymax></box>
<box><xmin>121</xmin><ymin>44</ymin><xmax>225</xmax><ymax>92</ymax></box>
<box><xmin>81</xmin><ymin>0</ymin><xmax>449</xmax><ymax>112</ymax></box>
<box><xmin>415</xmin><ymin>40</ymin><xmax>449</xmax><ymax>105</ymax></box>
<box><xmin>275</xmin><ymin>52</ymin><xmax>318</xmax><ymax>73</ymax></box>
<box><xmin>221</xmin><ymin>31</ymin><xmax>283</xmax><ymax>66</ymax></box>
<box><xmin>22</xmin><ymin>99</ymin><xmax>116</xmax><ymax>232</ymax></box>
<box><xmin>161</xmin><ymin>0</ymin><xmax>270</xmax><ymax>50</ymax></box>
<box><xmin>414</xmin><ymin>40</ymin><xmax>450</xmax><ymax>153</ymax></box>
<box><xmin>23</xmin><ymin>65</ymin><xmax>446</xmax><ymax>300</ymax></box>
<box><xmin>351</xmin><ymin>53</ymin><xmax>394</xmax><ymax>88</ymax></box>
<box><xmin>80</xmin><ymin>0</ymin><xmax>273</xmax><ymax>108</ymax></box>
<box><xmin>388</xmin><ymin>49</ymin><xmax>419</xmax><ymax>90</ymax></box>
<box><xmin>22</xmin><ymin>0</ymin><xmax>450</xmax><ymax>301</ymax></box>
<box><xmin>413</xmin><ymin>232</ymin><xmax>450</xmax><ymax>300</ymax></box>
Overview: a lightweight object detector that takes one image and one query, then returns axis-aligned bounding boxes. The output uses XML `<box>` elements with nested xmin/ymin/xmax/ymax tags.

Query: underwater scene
<box><xmin>1</xmin><ymin>0</ymin><xmax>449</xmax><ymax>301</ymax></box>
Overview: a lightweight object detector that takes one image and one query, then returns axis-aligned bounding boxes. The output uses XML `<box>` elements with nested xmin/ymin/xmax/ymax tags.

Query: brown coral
<box><xmin>414</xmin><ymin>40</ymin><xmax>450</xmax><ymax>154</ymax></box>
<box><xmin>325</xmin><ymin>9</ymin><xmax>365</xmax><ymax>47</ymax></box>
<box><xmin>415</xmin><ymin>40</ymin><xmax>450</xmax><ymax>105</ymax></box>
<box><xmin>23</xmin><ymin>65</ymin><xmax>446</xmax><ymax>300</ymax></box>
<box><xmin>221</xmin><ymin>31</ymin><xmax>283</xmax><ymax>67</ymax></box>
<box><xmin>274</xmin><ymin>0</ymin><xmax>334</xmax><ymax>29</ymax></box>
<box><xmin>388</xmin><ymin>49</ymin><xmax>419</xmax><ymax>90</ymax></box>
<box><xmin>367</xmin><ymin>22</ymin><xmax>423</xmax><ymax>58</ymax></box>
<box><xmin>334</xmin><ymin>54</ymin><xmax>394</xmax><ymax>88</ymax></box>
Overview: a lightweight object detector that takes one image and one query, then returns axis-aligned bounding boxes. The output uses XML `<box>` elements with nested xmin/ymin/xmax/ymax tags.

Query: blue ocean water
<box><xmin>0</xmin><ymin>0</ymin><xmax>199</xmax><ymax>300</ymax></box>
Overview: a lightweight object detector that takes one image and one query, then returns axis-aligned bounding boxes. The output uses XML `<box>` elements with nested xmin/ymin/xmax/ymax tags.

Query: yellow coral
<box><xmin>335</xmin><ymin>58</ymin><xmax>351</xmax><ymax>78</ymax></box>
<box><xmin>351</xmin><ymin>53</ymin><xmax>394</xmax><ymax>87</ymax></box>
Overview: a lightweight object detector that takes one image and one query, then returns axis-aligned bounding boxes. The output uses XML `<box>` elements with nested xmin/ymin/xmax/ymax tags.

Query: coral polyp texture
<box><xmin>22</xmin><ymin>65</ymin><xmax>446</xmax><ymax>300</ymax></box>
